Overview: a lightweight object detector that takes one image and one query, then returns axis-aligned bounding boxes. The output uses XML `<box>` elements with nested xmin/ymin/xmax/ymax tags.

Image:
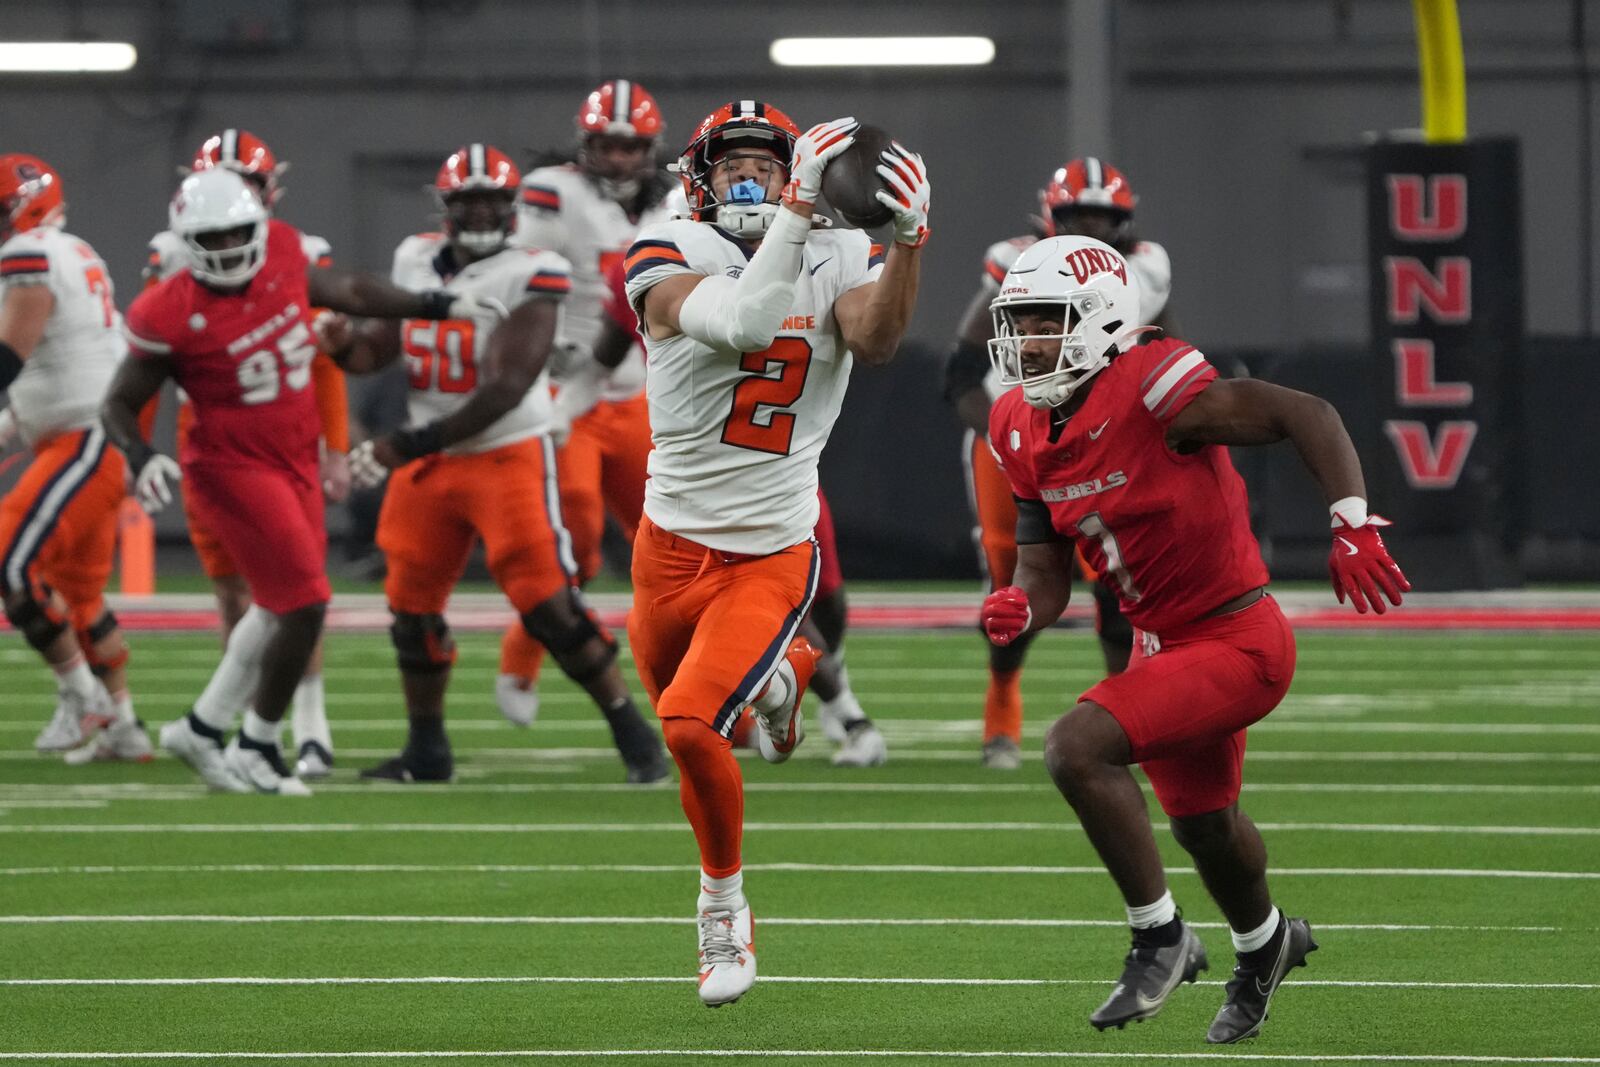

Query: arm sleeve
<box><xmin>673</xmin><ymin>208</ymin><xmax>809</xmax><ymax>352</ymax></box>
<box><xmin>1138</xmin><ymin>342</ymin><xmax>1217</xmax><ymax>426</ymax></box>
<box><xmin>312</xmin><ymin>353</ymin><xmax>350</xmax><ymax>452</ymax></box>
<box><xmin>1014</xmin><ymin>497</ymin><xmax>1064</xmax><ymax>544</ymax></box>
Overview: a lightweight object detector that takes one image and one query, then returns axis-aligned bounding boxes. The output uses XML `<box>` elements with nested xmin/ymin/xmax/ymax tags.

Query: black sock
<box><xmin>601</xmin><ymin>697</ymin><xmax>660</xmax><ymax>762</ymax></box>
<box><xmin>1140</xmin><ymin>915</ymin><xmax>1185</xmax><ymax>948</ymax></box>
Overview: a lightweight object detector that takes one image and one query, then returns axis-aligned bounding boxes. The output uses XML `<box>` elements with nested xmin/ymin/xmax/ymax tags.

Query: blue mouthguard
<box><xmin>727</xmin><ymin>179</ymin><xmax>767</xmax><ymax>206</ymax></box>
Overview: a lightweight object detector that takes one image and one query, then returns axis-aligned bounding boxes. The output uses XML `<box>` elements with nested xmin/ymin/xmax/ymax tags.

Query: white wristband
<box><xmin>1329</xmin><ymin>496</ymin><xmax>1368</xmax><ymax>529</ymax></box>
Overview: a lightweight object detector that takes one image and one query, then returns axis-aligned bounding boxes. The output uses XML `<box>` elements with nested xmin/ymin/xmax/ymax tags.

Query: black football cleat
<box><xmin>359</xmin><ymin>742</ymin><xmax>454</xmax><ymax>783</ymax></box>
<box><xmin>1089</xmin><ymin>919</ymin><xmax>1208</xmax><ymax>1030</ymax></box>
<box><xmin>1206</xmin><ymin>916</ymin><xmax>1318</xmax><ymax>1044</ymax></box>
<box><xmin>624</xmin><ymin>748</ymin><xmax>672</xmax><ymax>785</ymax></box>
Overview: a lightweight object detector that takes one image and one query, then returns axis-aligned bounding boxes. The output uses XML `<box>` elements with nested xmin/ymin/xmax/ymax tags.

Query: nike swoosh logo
<box><xmin>1088</xmin><ymin>420</ymin><xmax>1111</xmax><ymax>439</ymax></box>
<box><xmin>1337</xmin><ymin>536</ymin><xmax>1359</xmax><ymax>557</ymax></box>
<box><xmin>808</xmin><ymin>257</ymin><xmax>832</xmax><ymax>276</ymax></box>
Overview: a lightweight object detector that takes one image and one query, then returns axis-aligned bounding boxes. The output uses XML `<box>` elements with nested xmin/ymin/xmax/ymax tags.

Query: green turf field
<box><xmin>2</xmin><ymin>628</ymin><xmax>1598</xmax><ymax>1065</ymax></box>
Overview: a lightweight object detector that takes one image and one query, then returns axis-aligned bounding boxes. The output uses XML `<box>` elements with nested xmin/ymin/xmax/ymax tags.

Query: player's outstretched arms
<box><xmin>307</xmin><ymin>266</ymin><xmax>505</xmax><ymax>323</ymax></box>
<box><xmin>1166</xmin><ymin>377</ymin><xmax>1410</xmax><ymax>613</ymax></box>
<box><xmin>360</xmin><ymin>298</ymin><xmax>558</xmax><ymax>473</ymax></box>
<box><xmin>102</xmin><ymin>353</ymin><xmax>182</xmax><ymax>514</ymax></box>
<box><xmin>834</xmin><ymin>143</ymin><xmax>930</xmax><ymax>367</ymax></box>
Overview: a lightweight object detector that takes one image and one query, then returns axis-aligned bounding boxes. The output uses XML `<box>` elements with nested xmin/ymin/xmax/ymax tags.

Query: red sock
<box><xmin>499</xmin><ymin>622</ymin><xmax>545</xmax><ymax>682</ymax></box>
<box><xmin>983</xmin><ymin>668</ymin><xmax>1023</xmax><ymax>743</ymax></box>
<box><xmin>662</xmin><ymin>716</ymin><xmax>744</xmax><ymax>877</ymax></box>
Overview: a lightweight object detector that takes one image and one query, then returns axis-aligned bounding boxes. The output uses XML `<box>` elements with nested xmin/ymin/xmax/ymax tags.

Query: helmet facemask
<box><xmin>579</xmin><ymin>132</ymin><xmax>656</xmax><ymax>203</ymax></box>
<box><xmin>677</xmin><ymin>135</ymin><xmax>791</xmax><ymax>240</ymax></box>
<box><xmin>442</xmin><ymin>189</ymin><xmax>517</xmax><ymax>259</ymax></box>
<box><xmin>184</xmin><ymin>222</ymin><xmax>268</xmax><ymax>288</ymax></box>
<box><xmin>989</xmin><ymin>292</ymin><xmax>1117</xmax><ymax>410</ymax></box>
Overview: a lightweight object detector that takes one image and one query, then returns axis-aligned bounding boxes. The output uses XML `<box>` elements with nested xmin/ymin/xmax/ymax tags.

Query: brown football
<box><xmin>820</xmin><ymin>124</ymin><xmax>895</xmax><ymax>230</ymax></box>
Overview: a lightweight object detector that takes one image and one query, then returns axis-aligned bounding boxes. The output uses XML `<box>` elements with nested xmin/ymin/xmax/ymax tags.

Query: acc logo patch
<box><xmin>188</xmin><ymin>314</ymin><xmax>207</xmax><ymax>332</ymax></box>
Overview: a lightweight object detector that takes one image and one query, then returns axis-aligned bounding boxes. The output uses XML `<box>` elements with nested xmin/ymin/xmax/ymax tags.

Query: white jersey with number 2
<box><xmin>624</xmin><ymin>219</ymin><xmax>884</xmax><ymax>555</ymax></box>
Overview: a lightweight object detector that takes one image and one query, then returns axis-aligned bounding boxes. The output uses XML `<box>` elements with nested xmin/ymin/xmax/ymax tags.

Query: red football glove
<box><xmin>981</xmin><ymin>585</ymin><xmax>1033</xmax><ymax>646</ymax></box>
<box><xmin>1329</xmin><ymin>514</ymin><xmax>1411</xmax><ymax>615</ymax></box>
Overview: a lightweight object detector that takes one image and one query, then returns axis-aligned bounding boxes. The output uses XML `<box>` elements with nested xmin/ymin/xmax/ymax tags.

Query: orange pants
<box><xmin>379</xmin><ymin>436</ymin><xmax>575</xmax><ymax>615</ymax></box>
<box><xmin>0</xmin><ymin>427</ymin><xmax>125</xmax><ymax>630</ymax></box>
<box><xmin>558</xmin><ymin>393</ymin><xmax>651</xmax><ymax>582</ymax></box>
<box><xmin>627</xmin><ymin>515</ymin><xmax>818</xmax><ymax>736</ymax></box>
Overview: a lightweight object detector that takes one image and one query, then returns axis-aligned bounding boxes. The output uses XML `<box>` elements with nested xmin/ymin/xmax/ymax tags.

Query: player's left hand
<box><xmin>875</xmin><ymin>142</ymin><xmax>931</xmax><ymax>248</ymax></box>
<box><xmin>980</xmin><ymin>585</ymin><xmax>1032</xmax><ymax>646</ymax></box>
<box><xmin>1329</xmin><ymin>513</ymin><xmax>1410</xmax><ymax>615</ymax></box>
<box><xmin>348</xmin><ymin>440</ymin><xmax>393</xmax><ymax>490</ymax></box>
<box><xmin>446</xmin><ymin>293</ymin><xmax>508</xmax><ymax>322</ymax></box>
<box><xmin>321</xmin><ymin>447</ymin><xmax>352</xmax><ymax>502</ymax></box>
<box><xmin>133</xmin><ymin>453</ymin><xmax>182</xmax><ymax>515</ymax></box>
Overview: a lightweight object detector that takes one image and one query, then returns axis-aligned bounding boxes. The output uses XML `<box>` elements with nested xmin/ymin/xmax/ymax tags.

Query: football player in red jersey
<box><xmin>102</xmin><ymin>168</ymin><xmax>502</xmax><ymax>795</ymax></box>
<box><xmin>980</xmin><ymin>235</ymin><xmax>1408</xmax><ymax>1043</ymax></box>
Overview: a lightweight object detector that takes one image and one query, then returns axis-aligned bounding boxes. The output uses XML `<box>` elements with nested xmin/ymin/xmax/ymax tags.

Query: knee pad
<box><xmin>390</xmin><ymin>611</ymin><xmax>456</xmax><ymax>674</ymax></box>
<box><xmin>80</xmin><ymin>610</ymin><xmax>130</xmax><ymax>673</ymax></box>
<box><xmin>5</xmin><ymin>592</ymin><xmax>68</xmax><ymax>653</ymax></box>
<box><xmin>1093</xmin><ymin>583</ymin><xmax>1133</xmax><ymax>647</ymax></box>
<box><xmin>520</xmin><ymin>589</ymin><xmax>616</xmax><ymax>683</ymax></box>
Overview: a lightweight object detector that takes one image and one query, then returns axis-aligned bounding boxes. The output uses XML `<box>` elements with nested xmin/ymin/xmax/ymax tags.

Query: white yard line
<box><xmin>3</xmin><ymin>862</ymin><xmax>1596</xmax><ymax>880</ymax></box>
<box><xmin>1</xmin><ymin>821</ymin><xmax>1596</xmax><ymax>836</ymax></box>
<box><xmin>2</xmin><ymin>975</ymin><xmax>1596</xmax><ymax>991</ymax></box>
<box><xmin>0</xmin><ymin>1051</ymin><xmax>1596</xmax><ymax>1063</ymax></box>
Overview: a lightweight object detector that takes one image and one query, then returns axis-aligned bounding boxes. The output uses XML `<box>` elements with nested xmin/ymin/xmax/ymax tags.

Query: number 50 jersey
<box><xmin>624</xmin><ymin>219</ymin><xmax>884</xmax><ymax>556</ymax></box>
<box><xmin>124</xmin><ymin>219</ymin><xmax>321</xmax><ymax>480</ymax></box>
<box><xmin>389</xmin><ymin>234</ymin><xmax>571</xmax><ymax>455</ymax></box>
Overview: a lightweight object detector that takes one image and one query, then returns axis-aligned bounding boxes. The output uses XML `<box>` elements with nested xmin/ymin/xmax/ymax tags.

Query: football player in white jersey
<box><xmin>622</xmin><ymin>101</ymin><xmax>930</xmax><ymax>1005</ymax></box>
<box><xmin>495</xmin><ymin>79</ymin><xmax>676</xmax><ymax>727</ymax></box>
<box><xmin>0</xmin><ymin>154</ymin><xmax>150</xmax><ymax>763</ymax></box>
<box><xmin>322</xmin><ymin>144</ymin><xmax>669</xmax><ymax>785</ymax></box>
<box><xmin>142</xmin><ymin>129</ymin><xmax>347</xmax><ymax>779</ymax></box>
<box><xmin>943</xmin><ymin>157</ymin><xmax>1171</xmax><ymax>770</ymax></box>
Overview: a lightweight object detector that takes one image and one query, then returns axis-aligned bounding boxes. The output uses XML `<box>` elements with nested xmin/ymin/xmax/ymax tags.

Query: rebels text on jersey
<box><xmin>624</xmin><ymin>219</ymin><xmax>884</xmax><ymax>556</ymax></box>
<box><xmin>0</xmin><ymin>226</ymin><xmax>122</xmax><ymax>446</ymax></box>
<box><xmin>124</xmin><ymin>219</ymin><xmax>321</xmax><ymax>480</ymax></box>
<box><xmin>389</xmin><ymin>233</ymin><xmax>570</xmax><ymax>455</ymax></box>
<box><xmin>988</xmin><ymin>336</ymin><xmax>1268</xmax><ymax>635</ymax></box>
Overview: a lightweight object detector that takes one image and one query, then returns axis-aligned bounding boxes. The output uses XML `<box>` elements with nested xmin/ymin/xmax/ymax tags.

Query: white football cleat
<box><xmin>224</xmin><ymin>737</ymin><xmax>312</xmax><ymax>796</ymax></box>
<box><xmin>64</xmin><ymin>718</ymin><xmax>154</xmax><ymax>765</ymax></box>
<box><xmin>752</xmin><ymin>638</ymin><xmax>819</xmax><ymax>764</ymax></box>
<box><xmin>494</xmin><ymin>673</ymin><xmax>540</xmax><ymax>727</ymax></box>
<box><xmin>981</xmin><ymin>736</ymin><xmax>1023</xmax><ymax>771</ymax></box>
<box><xmin>34</xmin><ymin>701</ymin><xmax>83</xmax><ymax>752</ymax></box>
<box><xmin>830</xmin><ymin>720</ymin><xmax>888</xmax><ymax>768</ymax></box>
<box><xmin>697</xmin><ymin>903</ymin><xmax>756</xmax><ymax>1007</ymax></box>
<box><xmin>815</xmin><ymin>699</ymin><xmax>850</xmax><ymax>744</ymax></box>
<box><xmin>295</xmin><ymin>740</ymin><xmax>334</xmax><ymax>780</ymax></box>
<box><xmin>159</xmin><ymin>713</ymin><xmax>249</xmax><ymax>793</ymax></box>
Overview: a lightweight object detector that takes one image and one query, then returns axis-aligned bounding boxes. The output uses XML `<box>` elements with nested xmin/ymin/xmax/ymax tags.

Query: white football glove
<box><xmin>447</xmin><ymin>293</ymin><xmax>509</xmax><ymax>322</ymax></box>
<box><xmin>0</xmin><ymin>407</ymin><xmax>17</xmax><ymax>452</ymax></box>
<box><xmin>133</xmin><ymin>454</ymin><xmax>182</xmax><ymax>515</ymax></box>
<box><xmin>783</xmin><ymin>117</ymin><xmax>860</xmax><ymax>207</ymax></box>
<box><xmin>348</xmin><ymin>440</ymin><xmax>390</xmax><ymax>490</ymax></box>
<box><xmin>875</xmin><ymin>142</ymin><xmax>932</xmax><ymax>248</ymax></box>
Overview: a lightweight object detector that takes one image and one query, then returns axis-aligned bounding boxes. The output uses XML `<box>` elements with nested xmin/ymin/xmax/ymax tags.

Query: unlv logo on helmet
<box><xmin>1062</xmin><ymin>247</ymin><xmax>1127</xmax><ymax>286</ymax></box>
<box><xmin>13</xmin><ymin>160</ymin><xmax>42</xmax><ymax>183</ymax></box>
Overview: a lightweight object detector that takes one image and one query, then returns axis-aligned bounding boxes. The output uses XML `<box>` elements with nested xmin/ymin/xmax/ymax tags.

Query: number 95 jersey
<box><xmin>624</xmin><ymin>220</ymin><xmax>884</xmax><ymax>556</ymax></box>
<box><xmin>124</xmin><ymin>219</ymin><xmax>321</xmax><ymax>480</ymax></box>
<box><xmin>389</xmin><ymin>234</ymin><xmax>571</xmax><ymax>455</ymax></box>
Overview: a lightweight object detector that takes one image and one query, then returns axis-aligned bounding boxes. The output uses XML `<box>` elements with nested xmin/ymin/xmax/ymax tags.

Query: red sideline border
<box><xmin>13</xmin><ymin>605</ymin><xmax>1599</xmax><ymax>633</ymax></box>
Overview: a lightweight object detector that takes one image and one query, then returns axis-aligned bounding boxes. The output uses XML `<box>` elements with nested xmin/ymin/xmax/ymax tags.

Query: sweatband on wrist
<box><xmin>393</xmin><ymin>423</ymin><xmax>445</xmax><ymax>460</ymax></box>
<box><xmin>1329</xmin><ymin>496</ymin><xmax>1368</xmax><ymax>529</ymax></box>
<box><xmin>0</xmin><ymin>341</ymin><xmax>22</xmax><ymax>390</ymax></box>
<box><xmin>419</xmin><ymin>290</ymin><xmax>454</xmax><ymax>320</ymax></box>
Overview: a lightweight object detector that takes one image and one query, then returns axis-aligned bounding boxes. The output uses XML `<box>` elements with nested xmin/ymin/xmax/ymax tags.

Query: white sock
<box><xmin>1232</xmin><ymin>906</ymin><xmax>1282</xmax><ymax>954</ymax></box>
<box><xmin>110</xmin><ymin>691</ymin><xmax>136</xmax><ymax>726</ymax></box>
<box><xmin>240</xmin><ymin>710</ymin><xmax>281</xmax><ymax>746</ymax></box>
<box><xmin>751</xmin><ymin>660</ymin><xmax>795</xmax><ymax>715</ymax></box>
<box><xmin>820</xmin><ymin>665</ymin><xmax>867</xmax><ymax>725</ymax></box>
<box><xmin>53</xmin><ymin>654</ymin><xmax>98</xmax><ymax>701</ymax></box>
<box><xmin>1127</xmin><ymin>890</ymin><xmax>1177</xmax><ymax>930</ymax></box>
<box><xmin>697</xmin><ymin>869</ymin><xmax>745</xmax><ymax>913</ymax></box>
<box><xmin>193</xmin><ymin>606</ymin><xmax>277</xmax><ymax>732</ymax></box>
<box><xmin>291</xmin><ymin>673</ymin><xmax>332</xmax><ymax>752</ymax></box>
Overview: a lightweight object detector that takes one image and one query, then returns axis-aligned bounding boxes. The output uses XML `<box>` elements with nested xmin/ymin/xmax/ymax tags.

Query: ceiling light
<box><xmin>0</xmin><ymin>42</ymin><xmax>138</xmax><ymax>73</ymax></box>
<box><xmin>770</xmin><ymin>36</ymin><xmax>995</xmax><ymax>67</ymax></box>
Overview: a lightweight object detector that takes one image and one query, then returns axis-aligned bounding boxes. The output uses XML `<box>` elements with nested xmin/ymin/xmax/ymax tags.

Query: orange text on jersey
<box><xmin>779</xmin><ymin>314</ymin><xmax>815</xmax><ymax>331</ymax></box>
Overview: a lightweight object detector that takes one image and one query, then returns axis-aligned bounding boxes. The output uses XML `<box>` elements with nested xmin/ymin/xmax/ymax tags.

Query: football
<box><xmin>821</xmin><ymin>123</ymin><xmax>896</xmax><ymax>230</ymax></box>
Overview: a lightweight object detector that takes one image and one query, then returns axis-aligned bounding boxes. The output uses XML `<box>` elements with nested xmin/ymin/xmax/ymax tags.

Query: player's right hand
<box><xmin>981</xmin><ymin>585</ymin><xmax>1033</xmax><ymax>646</ymax></box>
<box><xmin>445</xmin><ymin>293</ymin><xmax>509</xmax><ymax>322</ymax></box>
<box><xmin>133</xmin><ymin>454</ymin><xmax>182</xmax><ymax>515</ymax></box>
<box><xmin>1329</xmin><ymin>513</ymin><xmax>1410</xmax><ymax>615</ymax></box>
<box><xmin>348</xmin><ymin>440</ymin><xmax>390</xmax><ymax>490</ymax></box>
<box><xmin>783</xmin><ymin>117</ymin><xmax>859</xmax><ymax>207</ymax></box>
<box><xmin>875</xmin><ymin>142</ymin><xmax>931</xmax><ymax>248</ymax></box>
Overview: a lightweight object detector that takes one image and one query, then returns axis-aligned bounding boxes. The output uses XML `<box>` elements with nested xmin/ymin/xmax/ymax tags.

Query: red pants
<box><xmin>185</xmin><ymin>460</ymin><xmax>329</xmax><ymax>614</ymax></box>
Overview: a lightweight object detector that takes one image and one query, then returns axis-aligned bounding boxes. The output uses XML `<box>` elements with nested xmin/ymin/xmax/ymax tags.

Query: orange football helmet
<box><xmin>435</xmin><ymin>144</ymin><xmax>520</xmax><ymax>255</ymax></box>
<box><xmin>0</xmin><ymin>154</ymin><xmax>64</xmax><ymax>243</ymax></box>
<box><xmin>1040</xmin><ymin>157</ymin><xmax>1137</xmax><ymax>235</ymax></box>
<box><xmin>193</xmin><ymin>130</ymin><xmax>287</xmax><ymax>206</ymax></box>
<box><xmin>577</xmin><ymin>79</ymin><xmax>665</xmax><ymax>140</ymax></box>
<box><xmin>676</xmin><ymin>101</ymin><xmax>801</xmax><ymax>230</ymax></box>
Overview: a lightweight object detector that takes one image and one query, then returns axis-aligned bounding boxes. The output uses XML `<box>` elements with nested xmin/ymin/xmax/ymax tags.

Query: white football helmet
<box><xmin>169</xmin><ymin>168</ymin><xmax>269</xmax><ymax>288</ymax></box>
<box><xmin>988</xmin><ymin>235</ymin><xmax>1146</xmax><ymax>409</ymax></box>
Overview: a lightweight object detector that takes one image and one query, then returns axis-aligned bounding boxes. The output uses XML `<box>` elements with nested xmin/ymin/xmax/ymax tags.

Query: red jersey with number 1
<box><xmin>123</xmin><ymin>219</ymin><xmax>319</xmax><ymax>483</ymax></box>
<box><xmin>987</xmin><ymin>335</ymin><xmax>1269</xmax><ymax>635</ymax></box>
